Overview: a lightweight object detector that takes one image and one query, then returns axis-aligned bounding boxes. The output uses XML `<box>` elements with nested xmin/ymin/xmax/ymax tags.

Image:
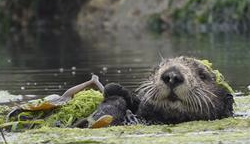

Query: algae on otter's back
<box><xmin>43</xmin><ymin>89</ymin><xmax>103</xmax><ymax>127</ymax></box>
<box><xmin>196</xmin><ymin>59</ymin><xmax>234</xmax><ymax>94</ymax></box>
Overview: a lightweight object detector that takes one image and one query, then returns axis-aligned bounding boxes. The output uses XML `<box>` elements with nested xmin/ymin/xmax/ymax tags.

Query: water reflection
<box><xmin>0</xmin><ymin>27</ymin><xmax>249</xmax><ymax>97</ymax></box>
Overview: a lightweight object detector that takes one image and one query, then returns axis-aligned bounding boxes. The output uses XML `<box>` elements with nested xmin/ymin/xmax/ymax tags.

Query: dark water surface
<box><xmin>0</xmin><ymin>27</ymin><xmax>250</xmax><ymax>97</ymax></box>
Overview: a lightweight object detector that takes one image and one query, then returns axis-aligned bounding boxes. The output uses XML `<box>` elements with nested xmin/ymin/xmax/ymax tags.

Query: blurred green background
<box><xmin>0</xmin><ymin>0</ymin><xmax>249</xmax><ymax>97</ymax></box>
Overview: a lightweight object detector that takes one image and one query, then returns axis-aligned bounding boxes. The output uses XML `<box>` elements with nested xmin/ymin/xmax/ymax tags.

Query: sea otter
<box><xmin>75</xmin><ymin>56</ymin><xmax>234</xmax><ymax>127</ymax></box>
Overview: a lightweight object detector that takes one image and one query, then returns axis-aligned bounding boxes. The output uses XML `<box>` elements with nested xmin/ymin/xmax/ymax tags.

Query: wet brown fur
<box><xmin>136</xmin><ymin>56</ymin><xmax>234</xmax><ymax>124</ymax></box>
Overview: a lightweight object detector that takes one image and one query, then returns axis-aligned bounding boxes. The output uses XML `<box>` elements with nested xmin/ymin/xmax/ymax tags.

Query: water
<box><xmin>0</xmin><ymin>27</ymin><xmax>250</xmax><ymax>98</ymax></box>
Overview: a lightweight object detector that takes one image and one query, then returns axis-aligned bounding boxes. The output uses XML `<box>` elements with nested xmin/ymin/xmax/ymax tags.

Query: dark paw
<box><xmin>104</xmin><ymin>83</ymin><xmax>129</xmax><ymax>98</ymax></box>
<box><xmin>104</xmin><ymin>83</ymin><xmax>140</xmax><ymax>113</ymax></box>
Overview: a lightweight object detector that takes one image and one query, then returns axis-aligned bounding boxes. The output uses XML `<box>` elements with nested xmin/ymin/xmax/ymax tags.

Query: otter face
<box><xmin>137</xmin><ymin>56</ymin><xmax>226</xmax><ymax>116</ymax></box>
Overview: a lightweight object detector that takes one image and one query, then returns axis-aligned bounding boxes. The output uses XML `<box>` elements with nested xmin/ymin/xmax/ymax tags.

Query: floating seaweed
<box><xmin>1</xmin><ymin>75</ymin><xmax>107</xmax><ymax>131</ymax></box>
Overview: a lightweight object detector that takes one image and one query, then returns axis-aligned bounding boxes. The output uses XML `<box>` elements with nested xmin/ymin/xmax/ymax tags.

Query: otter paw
<box><xmin>104</xmin><ymin>83</ymin><xmax>129</xmax><ymax>98</ymax></box>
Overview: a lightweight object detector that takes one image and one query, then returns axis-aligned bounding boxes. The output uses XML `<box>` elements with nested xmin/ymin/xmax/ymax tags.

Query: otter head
<box><xmin>138</xmin><ymin>56</ymin><xmax>234</xmax><ymax>119</ymax></box>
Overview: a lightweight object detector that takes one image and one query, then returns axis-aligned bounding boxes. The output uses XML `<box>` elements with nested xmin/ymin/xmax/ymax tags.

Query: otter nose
<box><xmin>161</xmin><ymin>67</ymin><xmax>184</xmax><ymax>88</ymax></box>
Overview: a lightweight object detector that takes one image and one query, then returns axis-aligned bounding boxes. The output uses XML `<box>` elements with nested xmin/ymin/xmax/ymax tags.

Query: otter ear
<box><xmin>224</xmin><ymin>93</ymin><xmax>234</xmax><ymax>116</ymax></box>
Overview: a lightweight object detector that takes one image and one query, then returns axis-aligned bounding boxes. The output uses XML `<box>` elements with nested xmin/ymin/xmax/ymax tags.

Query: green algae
<box><xmin>196</xmin><ymin>59</ymin><xmax>234</xmax><ymax>93</ymax></box>
<box><xmin>0</xmin><ymin>89</ymin><xmax>103</xmax><ymax>130</ymax></box>
<box><xmin>0</xmin><ymin>106</ymin><xmax>11</xmax><ymax>125</ymax></box>
<box><xmin>17</xmin><ymin>111</ymin><xmax>46</xmax><ymax>122</ymax></box>
<box><xmin>14</xmin><ymin>117</ymin><xmax>250</xmax><ymax>144</ymax></box>
<box><xmin>0</xmin><ymin>120</ymin><xmax>45</xmax><ymax>132</ymax></box>
<box><xmin>43</xmin><ymin>89</ymin><xmax>103</xmax><ymax>127</ymax></box>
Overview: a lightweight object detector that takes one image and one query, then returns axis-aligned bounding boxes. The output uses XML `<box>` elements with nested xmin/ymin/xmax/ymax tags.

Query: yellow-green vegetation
<box><xmin>0</xmin><ymin>120</ymin><xmax>45</xmax><ymax>132</ymax></box>
<box><xmin>197</xmin><ymin>59</ymin><xmax>234</xmax><ymax>93</ymax></box>
<box><xmin>4</xmin><ymin>95</ymin><xmax>250</xmax><ymax>143</ymax></box>
<box><xmin>0</xmin><ymin>89</ymin><xmax>103</xmax><ymax>130</ymax></box>
<box><xmin>14</xmin><ymin>117</ymin><xmax>250</xmax><ymax>144</ymax></box>
<box><xmin>43</xmin><ymin>89</ymin><xmax>103</xmax><ymax>127</ymax></box>
<box><xmin>0</xmin><ymin>105</ymin><xmax>11</xmax><ymax>125</ymax></box>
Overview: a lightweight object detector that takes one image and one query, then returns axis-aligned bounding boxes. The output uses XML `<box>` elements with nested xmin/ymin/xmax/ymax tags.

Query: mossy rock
<box><xmin>12</xmin><ymin>116</ymin><xmax>250</xmax><ymax>144</ymax></box>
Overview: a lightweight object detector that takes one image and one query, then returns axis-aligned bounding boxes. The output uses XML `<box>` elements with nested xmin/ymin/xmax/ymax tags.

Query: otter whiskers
<box><xmin>136</xmin><ymin>80</ymin><xmax>154</xmax><ymax>93</ymax></box>
<box><xmin>137</xmin><ymin>80</ymin><xmax>162</xmax><ymax>106</ymax></box>
<box><xmin>143</xmin><ymin>86</ymin><xmax>157</xmax><ymax>105</ymax></box>
<box><xmin>186</xmin><ymin>87</ymin><xmax>218</xmax><ymax>117</ymax></box>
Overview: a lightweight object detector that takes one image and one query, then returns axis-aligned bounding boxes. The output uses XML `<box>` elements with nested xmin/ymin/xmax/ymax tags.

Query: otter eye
<box><xmin>199</xmin><ymin>71</ymin><xmax>208</xmax><ymax>80</ymax></box>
